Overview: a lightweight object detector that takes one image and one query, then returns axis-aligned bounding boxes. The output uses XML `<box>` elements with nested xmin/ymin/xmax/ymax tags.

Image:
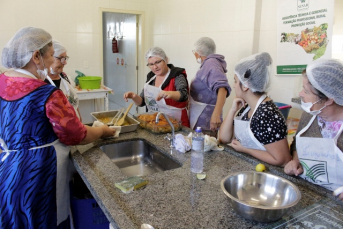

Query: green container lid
<box><xmin>78</xmin><ymin>76</ymin><xmax>102</xmax><ymax>89</ymax></box>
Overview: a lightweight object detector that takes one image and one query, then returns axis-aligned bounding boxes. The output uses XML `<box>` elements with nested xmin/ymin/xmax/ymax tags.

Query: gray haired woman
<box><xmin>123</xmin><ymin>47</ymin><xmax>190</xmax><ymax>127</ymax></box>
<box><xmin>190</xmin><ymin>37</ymin><xmax>231</xmax><ymax>136</ymax></box>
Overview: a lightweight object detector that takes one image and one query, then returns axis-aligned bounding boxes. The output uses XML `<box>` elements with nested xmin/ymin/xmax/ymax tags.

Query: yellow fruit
<box><xmin>256</xmin><ymin>163</ymin><xmax>266</xmax><ymax>172</ymax></box>
<box><xmin>196</xmin><ymin>173</ymin><xmax>207</xmax><ymax>180</ymax></box>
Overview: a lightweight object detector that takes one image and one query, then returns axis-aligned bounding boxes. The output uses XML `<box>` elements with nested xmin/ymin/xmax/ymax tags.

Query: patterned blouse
<box><xmin>236</xmin><ymin>100</ymin><xmax>287</xmax><ymax>145</ymax></box>
<box><xmin>0</xmin><ymin>73</ymin><xmax>86</xmax><ymax>145</ymax></box>
<box><xmin>317</xmin><ymin>116</ymin><xmax>343</xmax><ymax>139</ymax></box>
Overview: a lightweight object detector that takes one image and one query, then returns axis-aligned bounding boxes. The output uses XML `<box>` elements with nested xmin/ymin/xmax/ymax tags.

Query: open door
<box><xmin>102</xmin><ymin>12</ymin><xmax>138</xmax><ymax>110</ymax></box>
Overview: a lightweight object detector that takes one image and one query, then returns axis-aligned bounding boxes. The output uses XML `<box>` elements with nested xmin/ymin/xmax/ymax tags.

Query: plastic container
<box><xmin>70</xmin><ymin>174</ymin><xmax>109</xmax><ymax>229</ymax></box>
<box><xmin>274</xmin><ymin>102</ymin><xmax>292</xmax><ymax>120</ymax></box>
<box><xmin>191</xmin><ymin>127</ymin><xmax>204</xmax><ymax>173</ymax></box>
<box><xmin>78</xmin><ymin>76</ymin><xmax>102</xmax><ymax>89</ymax></box>
<box><xmin>135</xmin><ymin>112</ymin><xmax>181</xmax><ymax>134</ymax></box>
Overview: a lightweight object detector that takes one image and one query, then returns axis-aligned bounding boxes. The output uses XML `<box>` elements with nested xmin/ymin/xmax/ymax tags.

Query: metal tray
<box><xmin>91</xmin><ymin>110</ymin><xmax>139</xmax><ymax>133</ymax></box>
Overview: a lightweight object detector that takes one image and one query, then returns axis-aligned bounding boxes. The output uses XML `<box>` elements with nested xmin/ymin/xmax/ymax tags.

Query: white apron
<box><xmin>296</xmin><ymin>115</ymin><xmax>343</xmax><ymax>191</ymax></box>
<box><xmin>46</xmin><ymin>75</ymin><xmax>80</xmax><ymax>119</ymax></box>
<box><xmin>144</xmin><ymin>74</ymin><xmax>183</xmax><ymax>121</ymax></box>
<box><xmin>9</xmin><ymin>69</ymin><xmax>71</xmax><ymax>225</ymax></box>
<box><xmin>234</xmin><ymin>95</ymin><xmax>267</xmax><ymax>151</ymax></box>
<box><xmin>189</xmin><ymin>96</ymin><xmax>215</xmax><ymax>129</ymax></box>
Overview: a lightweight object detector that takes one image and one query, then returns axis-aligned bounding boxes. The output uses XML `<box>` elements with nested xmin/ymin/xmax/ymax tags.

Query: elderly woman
<box><xmin>190</xmin><ymin>37</ymin><xmax>231</xmax><ymax>136</ymax></box>
<box><xmin>123</xmin><ymin>47</ymin><xmax>190</xmax><ymax>127</ymax></box>
<box><xmin>284</xmin><ymin>59</ymin><xmax>343</xmax><ymax>201</ymax></box>
<box><xmin>0</xmin><ymin>27</ymin><xmax>115</xmax><ymax>228</ymax></box>
<box><xmin>45</xmin><ymin>40</ymin><xmax>82</xmax><ymax>120</ymax></box>
<box><xmin>218</xmin><ymin>52</ymin><xmax>291</xmax><ymax>166</ymax></box>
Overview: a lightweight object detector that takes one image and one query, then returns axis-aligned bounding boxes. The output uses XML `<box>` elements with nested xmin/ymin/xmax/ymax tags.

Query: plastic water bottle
<box><xmin>191</xmin><ymin>127</ymin><xmax>204</xmax><ymax>173</ymax></box>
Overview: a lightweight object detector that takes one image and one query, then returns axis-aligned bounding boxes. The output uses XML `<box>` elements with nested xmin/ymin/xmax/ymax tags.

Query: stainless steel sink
<box><xmin>100</xmin><ymin>140</ymin><xmax>181</xmax><ymax>176</ymax></box>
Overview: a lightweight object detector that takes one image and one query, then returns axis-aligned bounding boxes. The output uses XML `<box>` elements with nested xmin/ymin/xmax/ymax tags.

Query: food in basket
<box><xmin>137</xmin><ymin>112</ymin><xmax>181</xmax><ymax>133</ymax></box>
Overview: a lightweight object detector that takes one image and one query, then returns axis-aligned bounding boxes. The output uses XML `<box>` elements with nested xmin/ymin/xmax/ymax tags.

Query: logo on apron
<box><xmin>145</xmin><ymin>96</ymin><xmax>159</xmax><ymax>112</ymax></box>
<box><xmin>300</xmin><ymin>158</ymin><xmax>330</xmax><ymax>184</ymax></box>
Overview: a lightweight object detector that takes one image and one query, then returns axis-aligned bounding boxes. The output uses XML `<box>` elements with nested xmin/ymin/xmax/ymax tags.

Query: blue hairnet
<box><xmin>234</xmin><ymin>52</ymin><xmax>272</xmax><ymax>93</ymax></box>
<box><xmin>1</xmin><ymin>27</ymin><xmax>52</xmax><ymax>69</ymax></box>
<box><xmin>306</xmin><ymin>59</ymin><xmax>343</xmax><ymax>106</ymax></box>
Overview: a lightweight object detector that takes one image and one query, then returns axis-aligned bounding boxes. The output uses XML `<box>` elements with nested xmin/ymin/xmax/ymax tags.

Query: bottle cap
<box><xmin>195</xmin><ymin>127</ymin><xmax>202</xmax><ymax>132</ymax></box>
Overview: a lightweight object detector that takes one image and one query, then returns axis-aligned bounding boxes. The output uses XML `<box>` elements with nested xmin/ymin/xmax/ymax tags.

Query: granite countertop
<box><xmin>71</xmin><ymin>127</ymin><xmax>343</xmax><ymax>229</ymax></box>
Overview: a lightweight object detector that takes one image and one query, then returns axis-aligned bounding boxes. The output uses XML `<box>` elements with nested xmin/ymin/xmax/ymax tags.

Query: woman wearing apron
<box><xmin>284</xmin><ymin>59</ymin><xmax>343</xmax><ymax>201</ymax></box>
<box><xmin>218</xmin><ymin>52</ymin><xmax>291</xmax><ymax>166</ymax></box>
<box><xmin>123</xmin><ymin>47</ymin><xmax>190</xmax><ymax>127</ymax></box>
<box><xmin>0</xmin><ymin>27</ymin><xmax>115</xmax><ymax>229</ymax></box>
<box><xmin>45</xmin><ymin>40</ymin><xmax>82</xmax><ymax>120</ymax></box>
<box><xmin>189</xmin><ymin>37</ymin><xmax>231</xmax><ymax>137</ymax></box>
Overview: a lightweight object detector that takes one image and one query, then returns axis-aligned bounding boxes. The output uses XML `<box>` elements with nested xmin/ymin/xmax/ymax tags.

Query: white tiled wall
<box><xmin>1</xmin><ymin>0</ymin><xmax>342</xmax><ymax>119</ymax></box>
<box><xmin>0</xmin><ymin>0</ymin><xmax>148</xmax><ymax>79</ymax></box>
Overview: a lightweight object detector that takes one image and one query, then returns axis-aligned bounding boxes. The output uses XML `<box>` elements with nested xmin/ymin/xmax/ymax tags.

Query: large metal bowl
<box><xmin>221</xmin><ymin>171</ymin><xmax>301</xmax><ymax>223</ymax></box>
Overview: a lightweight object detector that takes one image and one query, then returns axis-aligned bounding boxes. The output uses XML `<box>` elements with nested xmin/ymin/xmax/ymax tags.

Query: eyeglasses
<box><xmin>192</xmin><ymin>50</ymin><xmax>196</xmax><ymax>55</ymax></box>
<box><xmin>55</xmin><ymin>56</ymin><xmax>69</xmax><ymax>64</ymax></box>
<box><xmin>146</xmin><ymin>59</ymin><xmax>164</xmax><ymax>67</ymax></box>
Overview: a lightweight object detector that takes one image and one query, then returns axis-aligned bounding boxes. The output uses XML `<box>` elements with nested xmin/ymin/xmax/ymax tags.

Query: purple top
<box><xmin>190</xmin><ymin>54</ymin><xmax>231</xmax><ymax>130</ymax></box>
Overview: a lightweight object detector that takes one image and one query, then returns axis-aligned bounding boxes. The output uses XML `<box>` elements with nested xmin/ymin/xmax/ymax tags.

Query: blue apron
<box><xmin>0</xmin><ymin>83</ymin><xmax>70</xmax><ymax>229</ymax></box>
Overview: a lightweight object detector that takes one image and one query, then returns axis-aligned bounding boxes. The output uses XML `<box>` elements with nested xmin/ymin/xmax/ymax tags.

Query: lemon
<box><xmin>196</xmin><ymin>173</ymin><xmax>207</xmax><ymax>180</ymax></box>
<box><xmin>255</xmin><ymin>163</ymin><xmax>266</xmax><ymax>172</ymax></box>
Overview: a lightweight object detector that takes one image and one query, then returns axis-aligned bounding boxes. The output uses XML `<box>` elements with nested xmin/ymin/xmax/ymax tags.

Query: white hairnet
<box><xmin>194</xmin><ymin>37</ymin><xmax>216</xmax><ymax>56</ymax></box>
<box><xmin>1</xmin><ymin>27</ymin><xmax>52</xmax><ymax>69</ymax></box>
<box><xmin>53</xmin><ymin>40</ymin><xmax>67</xmax><ymax>57</ymax></box>
<box><xmin>234</xmin><ymin>52</ymin><xmax>272</xmax><ymax>93</ymax></box>
<box><xmin>145</xmin><ymin>47</ymin><xmax>168</xmax><ymax>63</ymax></box>
<box><xmin>306</xmin><ymin>59</ymin><xmax>343</xmax><ymax>106</ymax></box>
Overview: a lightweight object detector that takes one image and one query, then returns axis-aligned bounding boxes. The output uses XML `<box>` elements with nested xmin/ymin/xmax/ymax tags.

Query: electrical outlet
<box><xmin>84</xmin><ymin>61</ymin><xmax>89</xmax><ymax>68</ymax></box>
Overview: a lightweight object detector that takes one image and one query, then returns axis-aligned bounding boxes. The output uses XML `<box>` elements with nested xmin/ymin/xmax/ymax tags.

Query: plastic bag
<box><xmin>74</xmin><ymin>70</ymin><xmax>85</xmax><ymax>86</ymax></box>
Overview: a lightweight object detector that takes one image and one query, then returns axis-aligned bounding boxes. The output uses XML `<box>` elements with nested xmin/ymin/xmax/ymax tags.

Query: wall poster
<box><xmin>277</xmin><ymin>0</ymin><xmax>334</xmax><ymax>74</ymax></box>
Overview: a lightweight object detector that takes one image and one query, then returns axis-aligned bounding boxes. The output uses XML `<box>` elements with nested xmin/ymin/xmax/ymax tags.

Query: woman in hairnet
<box><xmin>218</xmin><ymin>52</ymin><xmax>291</xmax><ymax>166</ymax></box>
<box><xmin>0</xmin><ymin>27</ymin><xmax>115</xmax><ymax>228</ymax></box>
<box><xmin>284</xmin><ymin>59</ymin><xmax>343</xmax><ymax>201</ymax></box>
<box><xmin>190</xmin><ymin>37</ymin><xmax>231</xmax><ymax>136</ymax></box>
<box><xmin>45</xmin><ymin>40</ymin><xmax>82</xmax><ymax>121</ymax></box>
<box><xmin>123</xmin><ymin>47</ymin><xmax>190</xmax><ymax>127</ymax></box>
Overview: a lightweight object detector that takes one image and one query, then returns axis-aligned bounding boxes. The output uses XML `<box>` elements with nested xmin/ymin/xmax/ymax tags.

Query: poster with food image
<box><xmin>277</xmin><ymin>0</ymin><xmax>334</xmax><ymax>74</ymax></box>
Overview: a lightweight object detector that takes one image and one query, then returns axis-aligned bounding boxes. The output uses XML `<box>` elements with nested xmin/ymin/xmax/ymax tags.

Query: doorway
<box><xmin>102</xmin><ymin>12</ymin><xmax>138</xmax><ymax>110</ymax></box>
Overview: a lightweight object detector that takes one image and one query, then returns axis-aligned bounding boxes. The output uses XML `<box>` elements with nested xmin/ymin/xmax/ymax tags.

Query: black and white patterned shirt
<box><xmin>236</xmin><ymin>100</ymin><xmax>287</xmax><ymax>145</ymax></box>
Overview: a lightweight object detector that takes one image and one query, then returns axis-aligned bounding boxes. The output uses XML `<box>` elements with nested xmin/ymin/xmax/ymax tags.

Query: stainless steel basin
<box><xmin>100</xmin><ymin>140</ymin><xmax>181</xmax><ymax>176</ymax></box>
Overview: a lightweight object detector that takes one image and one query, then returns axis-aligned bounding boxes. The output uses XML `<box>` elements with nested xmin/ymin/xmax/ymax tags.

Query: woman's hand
<box><xmin>101</xmin><ymin>125</ymin><xmax>116</xmax><ymax>138</ymax></box>
<box><xmin>210</xmin><ymin>112</ymin><xmax>221</xmax><ymax>131</ymax></box>
<box><xmin>230</xmin><ymin>98</ymin><xmax>245</xmax><ymax>113</ymax></box>
<box><xmin>123</xmin><ymin>91</ymin><xmax>143</xmax><ymax>106</ymax></box>
<box><xmin>229</xmin><ymin>139</ymin><xmax>245</xmax><ymax>152</ymax></box>
<box><xmin>156</xmin><ymin>90</ymin><xmax>173</xmax><ymax>101</ymax></box>
<box><xmin>123</xmin><ymin>91</ymin><xmax>137</xmax><ymax>102</ymax></box>
<box><xmin>284</xmin><ymin>159</ymin><xmax>304</xmax><ymax>176</ymax></box>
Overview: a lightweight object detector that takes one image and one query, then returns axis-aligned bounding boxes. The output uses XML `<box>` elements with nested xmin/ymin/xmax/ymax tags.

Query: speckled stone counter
<box><xmin>71</xmin><ymin>127</ymin><xmax>343</xmax><ymax>229</ymax></box>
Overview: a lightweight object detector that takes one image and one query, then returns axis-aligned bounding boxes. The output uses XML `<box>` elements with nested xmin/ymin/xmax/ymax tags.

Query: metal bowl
<box><xmin>221</xmin><ymin>171</ymin><xmax>301</xmax><ymax>223</ymax></box>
